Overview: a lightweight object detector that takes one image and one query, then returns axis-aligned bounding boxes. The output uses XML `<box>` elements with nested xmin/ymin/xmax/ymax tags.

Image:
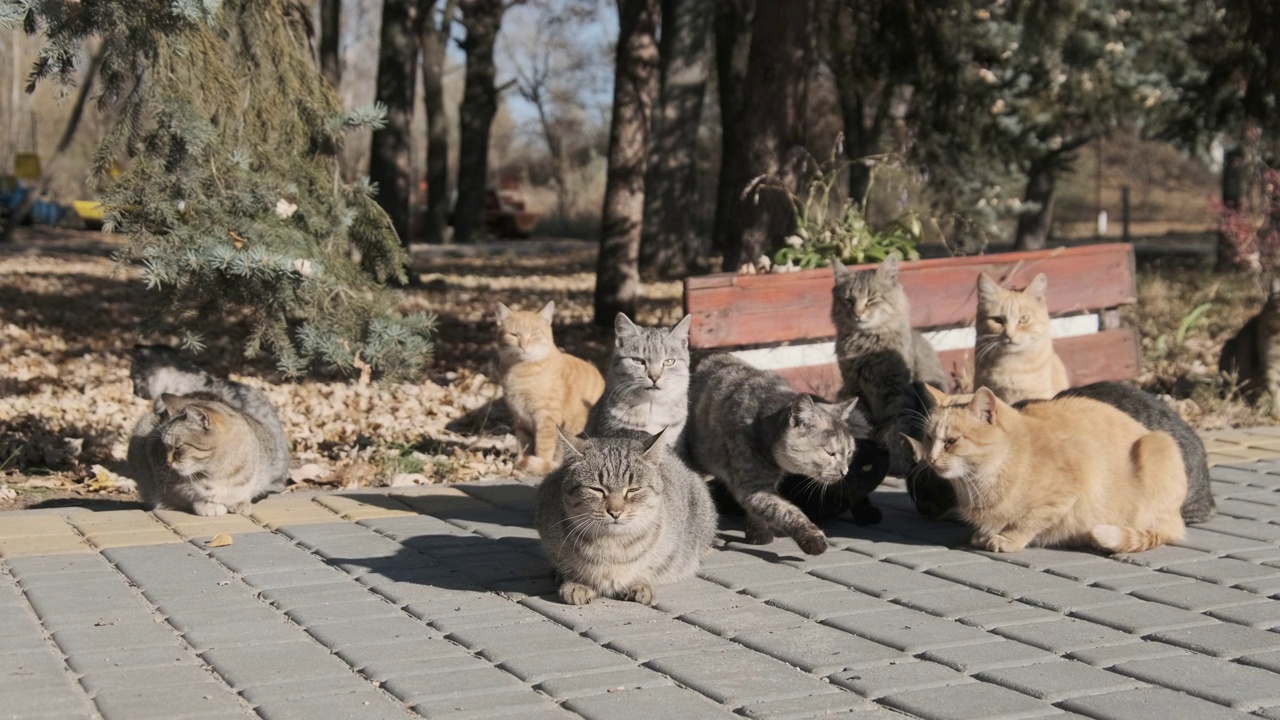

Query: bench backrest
<box><xmin>683</xmin><ymin>243</ymin><xmax>1140</xmax><ymax>399</ymax></box>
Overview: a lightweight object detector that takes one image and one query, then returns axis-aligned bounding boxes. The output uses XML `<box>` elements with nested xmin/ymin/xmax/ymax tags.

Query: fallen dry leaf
<box><xmin>206</xmin><ymin>532</ymin><xmax>233</xmax><ymax>548</ymax></box>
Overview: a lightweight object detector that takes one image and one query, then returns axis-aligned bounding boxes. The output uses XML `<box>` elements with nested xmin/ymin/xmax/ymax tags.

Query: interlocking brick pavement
<box><xmin>9</xmin><ymin>451</ymin><xmax>1280</xmax><ymax>718</ymax></box>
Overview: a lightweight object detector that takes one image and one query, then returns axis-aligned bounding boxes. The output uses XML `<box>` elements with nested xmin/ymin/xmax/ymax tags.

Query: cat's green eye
<box><xmin>1018</xmin><ymin>315</ymin><xmax>1030</xmax><ymax>325</ymax></box>
<box><xmin>662</xmin><ymin>358</ymin><xmax>676</xmax><ymax>367</ymax></box>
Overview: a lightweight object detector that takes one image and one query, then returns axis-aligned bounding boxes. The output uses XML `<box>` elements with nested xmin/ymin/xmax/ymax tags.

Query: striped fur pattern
<box><xmin>534</xmin><ymin>430</ymin><xmax>716</xmax><ymax>605</ymax></box>
<box><xmin>127</xmin><ymin>392</ymin><xmax>288</xmax><ymax>515</ymax></box>
<box><xmin>974</xmin><ymin>272</ymin><xmax>1069</xmax><ymax>404</ymax></box>
<box><xmin>687</xmin><ymin>353</ymin><xmax>861</xmax><ymax>556</ymax></box>
<box><xmin>585</xmin><ymin>313</ymin><xmax>693</xmax><ymax>450</ymax></box>
<box><xmin>1219</xmin><ymin>278</ymin><xmax>1280</xmax><ymax>418</ymax></box>
<box><xmin>909</xmin><ymin>386</ymin><xmax>1187</xmax><ymax>554</ymax></box>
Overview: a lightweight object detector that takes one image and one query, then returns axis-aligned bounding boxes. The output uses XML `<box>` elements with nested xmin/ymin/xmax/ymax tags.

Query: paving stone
<box><xmin>643</xmin><ymin>646</ymin><xmax>831</xmax><ymax>705</ymax></box>
<box><xmin>980</xmin><ymin>546</ymin><xmax>1110</xmax><ymax>571</ymax></box>
<box><xmin>976</xmin><ymin>659</ymin><xmax>1144</xmax><ymax>702</ymax></box>
<box><xmin>533</xmin><ymin>667</ymin><xmax>675</xmax><ymax>700</ymax></box>
<box><xmin>256</xmin><ymin>582</ymin><xmax>375</xmax><ymax>611</ymax></box>
<box><xmin>237</xmin><ymin>674</ymin><xmax>391</xmax><ymax>705</ymax></box>
<box><xmin>1161</xmin><ymin>557</ymin><xmax>1280</xmax><ymax>585</ymax></box>
<box><xmin>0</xmin><ymin>688</ymin><xmax>94</xmax><ymax>719</ymax></box>
<box><xmin>699</xmin><ymin>562</ymin><xmax>814</xmax><ymax>591</ymax></box>
<box><xmin>51</xmin><ymin>621</ymin><xmax>183</xmax><ymax>655</ymax></box>
<box><xmin>239</xmin><ymin>565</ymin><xmax>358</xmax><ymax>590</ymax></box>
<box><xmin>519</xmin><ymin>593</ymin><xmax>669</xmax><ymax>633</ymax></box>
<box><xmin>1092</xmin><ymin>572</ymin><xmax>1197</xmax><ymax>592</ymax></box>
<box><xmin>338</xmin><ymin>644</ymin><xmax>488</xmax><ymax>683</ymax></box>
<box><xmin>991</xmin><ymin>618</ymin><xmax>1141</xmax><ymax>654</ymax></box>
<box><xmin>824</xmin><ymin>607</ymin><xmax>997</xmax><ymax>652</ymax></box>
<box><xmin>1112</xmin><ymin>654</ymin><xmax>1280</xmax><ymax>710</ymax></box>
<box><xmin>599</xmin><ymin>624</ymin><xmax>730</xmax><ymax>661</ymax></box>
<box><xmin>648</xmin><ymin>579</ymin><xmax>748</xmax><ymax>615</ymax></box>
<box><xmin>200</xmin><ymin>641</ymin><xmax>354</xmax><ymax>688</ymax></box>
<box><xmin>0</xmin><ymin>535</ymin><xmax>91</xmax><ymax>557</ymax></box>
<box><xmin>1112</xmin><ymin>545</ymin><xmax>1212</xmax><ymax>568</ymax></box>
<box><xmin>0</xmin><ymin>514</ymin><xmax>75</xmax><ymax>538</ymax></box>
<box><xmin>762</xmin><ymin>588</ymin><xmax>888</xmax><ymax>620</ymax></box>
<box><xmin>79</xmin><ymin>663</ymin><xmax>221</xmax><ymax>694</ymax></box>
<box><xmin>956</xmin><ymin>606</ymin><xmax>1065</xmax><ymax>630</ymax></box>
<box><xmin>1176</xmin><ymin>527</ymin><xmax>1280</xmax><ymax>553</ymax></box>
<box><xmin>496</xmin><ymin>645</ymin><xmax>637</xmax><ymax>683</ymax></box>
<box><xmin>249</xmin><ymin>500</ymin><xmax>342</xmax><ymax>530</ymax></box>
<box><xmin>84</xmin><ymin>529</ymin><xmax>184</xmax><ymax>549</ymax></box>
<box><xmin>90</xmin><ymin>682</ymin><xmax>250</xmax><ymax>719</ymax></box>
<box><xmin>205</xmin><ymin>533</ymin><xmax>322</xmax><ymax>574</ymax></box>
<box><xmin>251</xmin><ymin>689</ymin><xmax>416</xmax><ymax>720</ymax></box>
<box><xmin>1206</xmin><ymin>600</ymin><xmax>1280</xmax><ymax>628</ymax></box>
<box><xmin>810</xmin><ymin>561</ymin><xmax>958</xmax><ymax>599</ymax></box>
<box><xmin>407</xmin><ymin>594</ymin><xmax>533</xmax><ymax>631</ymax></box>
<box><xmin>1148</xmin><ymin>622</ymin><xmax>1280</xmax><ymax>658</ymax></box>
<box><xmin>446</xmin><ymin>616</ymin><xmax>585</xmax><ymax>659</ymax></box>
<box><xmin>4</xmin><ymin>552</ymin><xmax>110</xmax><ymax>581</ymax></box>
<box><xmin>162</xmin><ymin>600</ymin><xmax>284</xmax><ymax>632</ymax></box>
<box><xmin>1129</xmin><ymin>582</ymin><xmax>1272</xmax><ymax>611</ymax></box>
<box><xmin>1066</xmin><ymin>643</ymin><xmax>1190</xmax><ymax>668</ymax></box>
<box><xmin>733</xmin><ymin>622</ymin><xmax>907</xmax><ymax>673</ymax></box>
<box><xmin>1060</xmin><ymin>687</ymin><xmax>1258</xmax><ymax>720</ymax></box>
<box><xmin>0</xmin><ymin>650</ymin><xmax>79</xmax><ymax>692</ymax></box>
<box><xmin>680</xmin><ymin>603</ymin><xmax>808</xmax><ymax>638</ymax></box>
<box><xmin>921</xmin><ymin>642</ymin><xmax>1058</xmax><ymax>673</ymax></box>
<box><xmin>880</xmin><ymin>681</ymin><xmax>1064</xmax><ymax>720</ymax></box>
<box><xmin>63</xmin><ymin>644</ymin><xmax>197</xmax><ymax>674</ymax></box>
<box><xmin>737</xmin><ymin>690</ymin><xmax>874</xmax><ymax>719</ymax></box>
<box><xmin>1069</xmin><ymin>602</ymin><xmax>1219</xmax><ymax>634</ymax></box>
<box><xmin>409</xmin><ymin>689</ymin><xmax>567</xmax><ymax>720</ymax></box>
<box><xmin>1018</xmin><ymin>586</ymin><xmax>1140</xmax><ymax>613</ymax></box>
<box><xmin>827</xmin><ymin>660</ymin><xmax>973</xmax><ymax>698</ymax></box>
<box><xmin>303</xmin><ymin>614</ymin><xmax>438</xmax><ymax>649</ymax></box>
<box><xmin>179</xmin><ymin>618</ymin><xmax>305</xmax><ymax>651</ymax></box>
<box><xmin>1194</xmin><ymin>517</ymin><xmax>1280</xmax><ymax>543</ymax></box>
<box><xmin>1238</xmin><ymin>649</ymin><xmax>1280</xmax><ymax>674</ymax></box>
<box><xmin>1233</xmin><ymin>575</ymin><xmax>1280</xmax><ymax>595</ymax></box>
<box><xmin>151</xmin><ymin>509</ymin><xmax>265</xmax><ymax>539</ymax></box>
<box><xmin>892</xmin><ymin>586</ymin><xmax>1023</xmax><ymax>618</ymax></box>
<box><xmin>1041</xmin><ymin>559</ymin><xmax>1155</xmax><ymax>584</ymax></box>
<box><xmin>927</xmin><ymin>561</ymin><xmax>1082</xmax><ymax>598</ymax></box>
<box><xmin>282</xmin><ymin>598</ymin><xmax>402</xmax><ymax>627</ymax></box>
<box><xmin>21</xmin><ymin>580</ymin><xmax>146</xmax><ymax>628</ymax></box>
<box><xmin>380</xmin><ymin>664</ymin><xmax>527</xmax><ymax>702</ymax></box>
<box><xmin>882</xmin><ymin>549</ymin><xmax>991</xmax><ymax>571</ymax></box>
<box><xmin>563</xmin><ymin>684</ymin><xmax>737</xmax><ymax>719</ymax></box>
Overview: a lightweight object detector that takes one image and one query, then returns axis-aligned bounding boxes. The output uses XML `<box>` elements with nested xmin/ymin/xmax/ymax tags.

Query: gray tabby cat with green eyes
<box><xmin>585</xmin><ymin>313</ymin><xmax>693</xmax><ymax>447</ymax></box>
<box><xmin>535</xmin><ymin>428</ymin><xmax>716</xmax><ymax>605</ymax></box>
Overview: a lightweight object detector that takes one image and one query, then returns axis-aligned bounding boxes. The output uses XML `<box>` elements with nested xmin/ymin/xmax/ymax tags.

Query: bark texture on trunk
<box><xmin>639</xmin><ymin>0</ymin><xmax>713</xmax><ymax>278</ymax></box>
<box><xmin>421</xmin><ymin>0</ymin><xmax>454</xmax><ymax>245</ymax></box>
<box><xmin>368</xmin><ymin>0</ymin><xmax>421</xmax><ymax>246</ymax></box>
<box><xmin>711</xmin><ymin>0</ymin><xmax>755</xmax><ymax>257</ymax></box>
<box><xmin>1013</xmin><ymin>155</ymin><xmax>1058</xmax><ymax>251</ymax></box>
<box><xmin>453</xmin><ymin>0</ymin><xmax>505</xmax><ymax>244</ymax></box>
<box><xmin>593</xmin><ymin>0</ymin><xmax>660</xmax><ymax>325</ymax></box>
<box><xmin>319</xmin><ymin>0</ymin><xmax>341</xmax><ymax>88</ymax></box>
<box><xmin>720</xmin><ymin>0</ymin><xmax>813</xmax><ymax>272</ymax></box>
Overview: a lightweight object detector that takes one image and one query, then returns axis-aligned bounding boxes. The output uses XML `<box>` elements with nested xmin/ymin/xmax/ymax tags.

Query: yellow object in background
<box><xmin>73</xmin><ymin>200</ymin><xmax>104</xmax><ymax>223</ymax></box>
<box><xmin>13</xmin><ymin>153</ymin><xmax>41</xmax><ymax>180</ymax></box>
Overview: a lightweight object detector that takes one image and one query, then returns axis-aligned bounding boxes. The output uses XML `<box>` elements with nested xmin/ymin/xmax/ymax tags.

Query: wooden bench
<box><xmin>683</xmin><ymin>243</ymin><xmax>1140</xmax><ymax>399</ymax></box>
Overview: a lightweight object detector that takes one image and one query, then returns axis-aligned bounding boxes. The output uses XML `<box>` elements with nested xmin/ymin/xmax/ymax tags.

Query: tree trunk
<box><xmin>319</xmin><ymin>0</ymin><xmax>341</xmax><ymax>88</ymax></box>
<box><xmin>593</xmin><ymin>0</ymin><xmax>660</xmax><ymax>326</ymax></box>
<box><xmin>720</xmin><ymin>0</ymin><xmax>813</xmax><ymax>272</ymax></box>
<box><xmin>1218</xmin><ymin>144</ymin><xmax>1247</xmax><ymax>269</ymax></box>
<box><xmin>368</xmin><ymin>0</ymin><xmax>421</xmax><ymax>246</ymax></box>
<box><xmin>1013</xmin><ymin>155</ymin><xmax>1058</xmax><ymax>250</ymax></box>
<box><xmin>639</xmin><ymin>0</ymin><xmax>713</xmax><ymax>278</ymax></box>
<box><xmin>421</xmin><ymin>0</ymin><xmax>453</xmax><ymax>245</ymax></box>
<box><xmin>711</xmin><ymin>0</ymin><xmax>755</xmax><ymax>257</ymax></box>
<box><xmin>453</xmin><ymin>0</ymin><xmax>505</xmax><ymax>244</ymax></box>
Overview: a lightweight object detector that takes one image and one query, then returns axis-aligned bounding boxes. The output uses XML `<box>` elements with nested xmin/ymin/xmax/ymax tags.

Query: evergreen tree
<box><xmin>11</xmin><ymin>0</ymin><xmax>434</xmax><ymax>381</ymax></box>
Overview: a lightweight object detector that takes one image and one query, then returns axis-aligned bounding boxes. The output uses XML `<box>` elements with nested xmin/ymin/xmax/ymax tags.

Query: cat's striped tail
<box><xmin>1091</xmin><ymin>524</ymin><xmax>1176</xmax><ymax>554</ymax></box>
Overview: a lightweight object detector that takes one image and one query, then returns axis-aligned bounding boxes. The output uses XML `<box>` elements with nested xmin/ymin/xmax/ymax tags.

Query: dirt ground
<box><xmin>0</xmin><ymin>227</ymin><xmax>1272</xmax><ymax>511</ymax></box>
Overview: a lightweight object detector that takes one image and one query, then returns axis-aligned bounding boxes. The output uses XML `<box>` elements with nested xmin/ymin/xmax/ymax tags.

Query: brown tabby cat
<box><xmin>907</xmin><ymin>385</ymin><xmax>1186</xmax><ymax>554</ymax></box>
<box><xmin>974</xmin><ymin>273</ymin><xmax>1069</xmax><ymax>404</ymax></box>
<box><xmin>1219</xmin><ymin>277</ymin><xmax>1280</xmax><ymax>416</ymax></box>
<box><xmin>496</xmin><ymin>301</ymin><xmax>606</xmax><ymax>474</ymax></box>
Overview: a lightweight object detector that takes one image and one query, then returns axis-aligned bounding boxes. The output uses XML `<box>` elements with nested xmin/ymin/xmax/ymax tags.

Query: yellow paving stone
<box><xmin>396</xmin><ymin>491</ymin><xmax>489</xmax><ymax>516</ymax></box>
<box><xmin>1208</xmin><ymin>452</ymin><xmax>1255</xmax><ymax>467</ymax></box>
<box><xmin>0</xmin><ymin>514</ymin><xmax>75</xmax><ymax>539</ymax></box>
<box><xmin>152</xmin><ymin>510</ymin><xmax>266</xmax><ymax>539</ymax></box>
<box><xmin>1239</xmin><ymin>439</ymin><xmax>1280</xmax><ymax>453</ymax></box>
<box><xmin>84</xmin><ymin>530</ymin><xmax>184</xmax><ymax>549</ymax></box>
<box><xmin>66</xmin><ymin>511</ymin><xmax>166</xmax><ymax>534</ymax></box>
<box><xmin>249</xmin><ymin>499</ymin><xmax>341</xmax><ymax>529</ymax></box>
<box><xmin>387</xmin><ymin>484</ymin><xmax>473</xmax><ymax>497</ymax></box>
<box><xmin>0</xmin><ymin>535</ymin><xmax>91</xmax><ymax>557</ymax></box>
<box><xmin>313</xmin><ymin>494</ymin><xmax>417</xmax><ymax>520</ymax></box>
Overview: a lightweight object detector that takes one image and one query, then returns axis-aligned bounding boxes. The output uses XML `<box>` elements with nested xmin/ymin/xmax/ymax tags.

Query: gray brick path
<box><xmin>9</xmin><ymin>457</ymin><xmax>1280</xmax><ymax>718</ymax></box>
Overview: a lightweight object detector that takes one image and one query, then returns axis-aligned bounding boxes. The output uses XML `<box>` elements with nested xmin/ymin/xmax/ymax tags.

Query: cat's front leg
<box><xmin>192</xmin><ymin>501</ymin><xmax>228</xmax><ymax>517</ymax></box>
<box><xmin>737</xmin><ymin>488</ymin><xmax>828</xmax><ymax>556</ymax></box>
<box><xmin>743</xmin><ymin>512</ymin><xmax>775</xmax><ymax>545</ymax></box>
<box><xmin>626</xmin><ymin>583</ymin><xmax>655</xmax><ymax>606</ymax></box>
<box><xmin>530</xmin><ymin>410</ymin><xmax>562</xmax><ymax>471</ymax></box>
<box><xmin>971</xmin><ymin>529</ymin><xmax>1027</xmax><ymax>553</ymax></box>
<box><xmin>559</xmin><ymin>581</ymin><xmax>598</xmax><ymax>605</ymax></box>
<box><xmin>973</xmin><ymin>500</ymin><xmax>1074</xmax><ymax>552</ymax></box>
<box><xmin>228</xmin><ymin>501</ymin><xmax>251</xmax><ymax>515</ymax></box>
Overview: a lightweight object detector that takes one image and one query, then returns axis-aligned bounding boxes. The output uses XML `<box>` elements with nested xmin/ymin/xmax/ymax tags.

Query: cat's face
<box><xmin>832</xmin><ymin>257</ymin><xmax>908</xmax><ymax>330</ymax></box>
<box><xmin>495</xmin><ymin>302</ymin><xmax>556</xmax><ymax>363</ymax></box>
<box><xmin>774</xmin><ymin>395</ymin><xmax>859</xmax><ymax>482</ymax></box>
<box><xmin>913</xmin><ymin>387</ymin><xmax>1009</xmax><ymax>486</ymax></box>
<box><xmin>976</xmin><ymin>273</ymin><xmax>1051</xmax><ymax>351</ymax></box>
<box><xmin>157</xmin><ymin>394</ymin><xmax>224</xmax><ymax>476</ymax></box>
<box><xmin>610</xmin><ymin>313</ymin><xmax>692</xmax><ymax>392</ymax></box>
<box><xmin>557</xmin><ymin>433</ymin><xmax>666</xmax><ymax>536</ymax></box>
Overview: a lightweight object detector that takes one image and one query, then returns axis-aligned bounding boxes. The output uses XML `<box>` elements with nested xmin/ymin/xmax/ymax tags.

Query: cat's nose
<box><xmin>607</xmin><ymin>508</ymin><xmax>623</xmax><ymax>519</ymax></box>
<box><xmin>648</xmin><ymin>371</ymin><xmax>662</xmax><ymax>385</ymax></box>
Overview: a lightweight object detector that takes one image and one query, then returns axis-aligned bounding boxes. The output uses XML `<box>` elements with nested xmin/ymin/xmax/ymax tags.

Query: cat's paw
<box><xmin>559</xmin><ymin>582</ymin><xmax>598</xmax><ymax>606</ymax></box>
<box><xmin>973</xmin><ymin>532</ymin><xmax>1023</xmax><ymax>553</ymax></box>
<box><xmin>744</xmin><ymin>526</ymin><xmax>775</xmax><ymax>545</ymax></box>
<box><xmin>192</xmin><ymin>501</ymin><xmax>228</xmax><ymax>517</ymax></box>
<box><xmin>518</xmin><ymin>455</ymin><xmax>554</xmax><ymax>476</ymax></box>
<box><xmin>795</xmin><ymin>528</ymin><xmax>829</xmax><ymax>555</ymax></box>
<box><xmin>627</xmin><ymin>583</ymin><xmax>655</xmax><ymax>606</ymax></box>
<box><xmin>228</xmin><ymin>501</ymin><xmax>251</xmax><ymax>515</ymax></box>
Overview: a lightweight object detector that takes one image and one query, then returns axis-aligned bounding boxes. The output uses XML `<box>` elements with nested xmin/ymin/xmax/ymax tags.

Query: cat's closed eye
<box><xmin>943</xmin><ymin>437</ymin><xmax>958</xmax><ymax>449</ymax></box>
<box><xmin>990</xmin><ymin>316</ymin><xmax>1006</xmax><ymax>325</ymax></box>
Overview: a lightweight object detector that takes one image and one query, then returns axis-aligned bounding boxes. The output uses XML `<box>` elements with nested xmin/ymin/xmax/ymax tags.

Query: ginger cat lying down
<box><xmin>908</xmin><ymin>385</ymin><xmax>1187</xmax><ymax>554</ymax></box>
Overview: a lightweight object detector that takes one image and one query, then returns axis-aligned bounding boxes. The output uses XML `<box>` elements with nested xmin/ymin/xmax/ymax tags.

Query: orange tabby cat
<box><xmin>496</xmin><ymin>301</ymin><xmax>606</xmax><ymax>474</ymax></box>
<box><xmin>908</xmin><ymin>385</ymin><xmax>1186</xmax><ymax>554</ymax></box>
<box><xmin>974</xmin><ymin>273</ymin><xmax>1069</xmax><ymax>403</ymax></box>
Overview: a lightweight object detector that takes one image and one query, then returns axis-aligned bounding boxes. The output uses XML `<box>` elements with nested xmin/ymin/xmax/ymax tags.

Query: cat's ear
<box><xmin>537</xmin><ymin>301</ymin><xmax>556</xmax><ymax>324</ymax></box>
<box><xmin>977</xmin><ymin>273</ymin><xmax>999</xmax><ymax>301</ymax></box>
<box><xmin>902</xmin><ymin>433</ymin><xmax>927</xmax><ymax>462</ymax></box>
<box><xmin>185</xmin><ymin>404</ymin><xmax>212</xmax><ymax>430</ymax></box>
<box><xmin>159</xmin><ymin>393</ymin><xmax>188</xmax><ymax>415</ymax></box>
<box><xmin>831</xmin><ymin>258</ymin><xmax>850</xmax><ymax>279</ymax></box>
<box><xmin>970</xmin><ymin>387</ymin><xmax>999</xmax><ymax>424</ymax></box>
<box><xmin>641</xmin><ymin>427</ymin><xmax>669</xmax><ymax>457</ymax></box>
<box><xmin>1025</xmin><ymin>273</ymin><xmax>1048</xmax><ymax>302</ymax></box>
<box><xmin>614</xmin><ymin>312</ymin><xmax>639</xmax><ymax>338</ymax></box>
<box><xmin>920</xmin><ymin>383</ymin><xmax>950</xmax><ymax>408</ymax></box>
<box><xmin>789</xmin><ymin>394</ymin><xmax>818</xmax><ymax>427</ymax></box>
<box><xmin>840</xmin><ymin>397</ymin><xmax>860</xmax><ymax>422</ymax></box>
<box><xmin>669</xmin><ymin>314</ymin><xmax>693</xmax><ymax>342</ymax></box>
<box><xmin>1268</xmin><ymin>276</ymin><xmax>1280</xmax><ymax>296</ymax></box>
<box><xmin>556</xmin><ymin>427</ymin><xmax>587</xmax><ymax>460</ymax></box>
<box><xmin>494</xmin><ymin>303</ymin><xmax>512</xmax><ymax>324</ymax></box>
<box><xmin>877</xmin><ymin>253</ymin><xmax>900</xmax><ymax>282</ymax></box>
